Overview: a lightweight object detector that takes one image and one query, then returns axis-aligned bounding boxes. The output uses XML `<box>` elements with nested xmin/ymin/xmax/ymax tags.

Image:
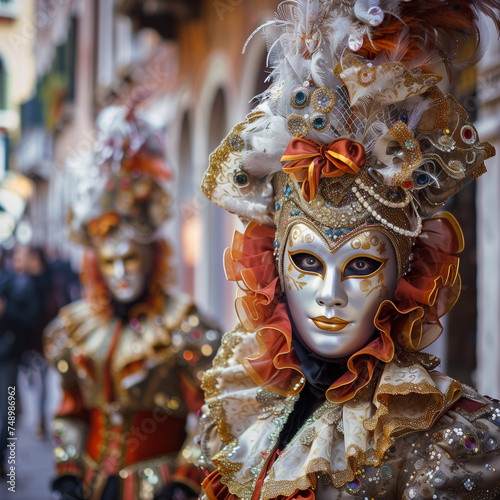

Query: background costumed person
<box><xmin>44</xmin><ymin>105</ymin><xmax>221</xmax><ymax>500</ymax></box>
<box><xmin>197</xmin><ymin>1</ymin><xmax>500</xmax><ymax>498</ymax></box>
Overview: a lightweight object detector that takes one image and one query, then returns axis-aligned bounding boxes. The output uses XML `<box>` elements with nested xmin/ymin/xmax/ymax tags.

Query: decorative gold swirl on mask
<box><xmin>350</xmin><ymin>233</ymin><xmax>387</xmax><ymax>256</ymax></box>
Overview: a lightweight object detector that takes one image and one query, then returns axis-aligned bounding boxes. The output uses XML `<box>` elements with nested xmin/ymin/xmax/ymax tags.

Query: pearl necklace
<box><xmin>351</xmin><ymin>181</ymin><xmax>422</xmax><ymax>237</ymax></box>
<box><xmin>353</xmin><ymin>178</ymin><xmax>411</xmax><ymax>208</ymax></box>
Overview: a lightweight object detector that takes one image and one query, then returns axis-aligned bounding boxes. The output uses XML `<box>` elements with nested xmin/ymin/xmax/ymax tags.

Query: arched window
<box><xmin>178</xmin><ymin>111</ymin><xmax>197</xmax><ymax>295</ymax></box>
<box><xmin>0</xmin><ymin>57</ymin><xmax>7</xmax><ymax>110</ymax></box>
<box><xmin>208</xmin><ymin>88</ymin><xmax>227</xmax><ymax>151</ymax></box>
<box><xmin>205</xmin><ymin>87</ymin><xmax>228</xmax><ymax>320</ymax></box>
<box><xmin>178</xmin><ymin>111</ymin><xmax>192</xmax><ymax>201</ymax></box>
<box><xmin>252</xmin><ymin>49</ymin><xmax>270</xmax><ymax>107</ymax></box>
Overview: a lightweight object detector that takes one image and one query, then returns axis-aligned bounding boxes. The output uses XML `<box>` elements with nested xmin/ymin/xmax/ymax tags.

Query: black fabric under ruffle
<box><xmin>278</xmin><ymin>301</ymin><xmax>379</xmax><ymax>450</ymax></box>
<box><xmin>277</xmin><ymin>310</ymin><xmax>349</xmax><ymax>450</ymax></box>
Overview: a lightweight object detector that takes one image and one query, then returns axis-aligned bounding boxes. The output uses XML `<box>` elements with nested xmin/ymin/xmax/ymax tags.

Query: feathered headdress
<box><xmin>202</xmin><ymin>0</ymin><xmax>497</xmax><ymax>271</ymax></box>
<box><xmin>68</xmin><ymin>105</ymin><xmax>171</xmax><ymax>246</ymax></box>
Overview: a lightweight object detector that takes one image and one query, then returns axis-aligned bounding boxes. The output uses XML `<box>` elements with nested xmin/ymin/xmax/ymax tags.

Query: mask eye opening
<box><xmin>289</xmin><ymin>250</ymin><xmax>325</xmax><ymax>278</ymax></box>
<box><xmin>342</xmin><ymin>255</ymin><xmax>386</xmax><ymax>280</ymax></box>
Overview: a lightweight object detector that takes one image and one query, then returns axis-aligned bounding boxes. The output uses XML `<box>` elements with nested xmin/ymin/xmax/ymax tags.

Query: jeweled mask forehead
<box><xmin>273</xmin><ymin>172</ymin><xmax>414</xmax><ymax>281</ymax></box>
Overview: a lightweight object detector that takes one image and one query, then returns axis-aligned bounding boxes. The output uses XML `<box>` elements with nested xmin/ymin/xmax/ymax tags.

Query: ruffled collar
<box><xmin>259</xmin><ymin>355</ymin><xmax>462</xmax><ymax>500</ymax></box>
<box><xmin>202</xmin><ymin>330</ymin><xmax>462</xmax><ymax>500</ymax></box>
<box><xmin>224</xmin><ymin>214</ymin><xmax>463</xmax><ymax>404</ymax></box>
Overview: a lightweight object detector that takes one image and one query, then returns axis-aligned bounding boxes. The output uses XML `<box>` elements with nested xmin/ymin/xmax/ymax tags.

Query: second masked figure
<box><xmin>45</xmin><ymin>106</ymin><xmax>221</xmax><ymax>500</ymax></box>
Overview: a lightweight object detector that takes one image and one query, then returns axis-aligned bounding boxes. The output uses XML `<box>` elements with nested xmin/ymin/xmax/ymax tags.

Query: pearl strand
<box><xmin>351</xmin><ymin>185</ymin><xmax>422</xmax><ymax>237</ymax></box>
<box><xmin>353</xmin><ymin>178</ymin><xmax>411</xmax><ymax>208</ymax></box>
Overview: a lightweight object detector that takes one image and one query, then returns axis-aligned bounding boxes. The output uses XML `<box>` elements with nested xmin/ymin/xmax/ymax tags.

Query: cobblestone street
<box><xmin>1</xmin><ymin>366</ymin><xmax>62</xmax><ymax>500</ymax></box>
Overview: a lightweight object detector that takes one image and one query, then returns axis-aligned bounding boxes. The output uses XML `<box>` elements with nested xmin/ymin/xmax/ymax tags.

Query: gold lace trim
<box><xmin>202</xmin><ymin>326</ymin><xmax>247</xmax><ymax>445</ymax></box>
<box><xmin>205</xmin><ymin>338</ymin><xmax>463</xmax><ymax>498</ymax></box>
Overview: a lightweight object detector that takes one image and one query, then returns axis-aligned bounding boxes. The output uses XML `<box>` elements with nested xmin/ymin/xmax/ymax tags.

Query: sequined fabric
<box><xmin>200</xmin><ymin>326</ymin><xmax>500</xmax><ymax>500</ymax></box>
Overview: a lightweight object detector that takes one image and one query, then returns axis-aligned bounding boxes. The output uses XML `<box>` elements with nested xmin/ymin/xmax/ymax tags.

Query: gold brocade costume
<box><xmin>45</xmin><ymin>293</ymin><xmax>220</xmax><ymax>500</ymax></box>
<box><xmin>200</xmin><ymin>327</ymin><xmax>500</xmax><ymax>499</ymax></box>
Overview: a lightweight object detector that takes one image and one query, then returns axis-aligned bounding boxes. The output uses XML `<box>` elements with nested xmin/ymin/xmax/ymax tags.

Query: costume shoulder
<box><xmin>200</xmin><ymin>325</ymin><xmax>260</xmax><ymax>467</ymax></box>
<box><xmin>44</xmin><ymin>299</ymin><xmax>101</xmax><ymax>364</ymax></box>
<box><xmin>164</xmin><ymin>292</ymin><xmax>219</xmax><ymax>332</ymax></box>
<box><xmin>397</xmin><ymin>384</ymin><xmax>500</xmax><ymax>498</ymax></box>
<box><xmin>162</xmin><ymin>292</ymin><xmax>222</xmax><ymax>375</ymax></box>
<box><xmin>199</xmin><ymin>325</ymin><xmax>301</xmax><ymax>498</ymax></box>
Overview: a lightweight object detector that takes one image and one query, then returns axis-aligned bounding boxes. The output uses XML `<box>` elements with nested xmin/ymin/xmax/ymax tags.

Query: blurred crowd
<box><xmin>0</xmin><ymin>244</ymin><xmax>80</xmax><ymax>475</ymax></box>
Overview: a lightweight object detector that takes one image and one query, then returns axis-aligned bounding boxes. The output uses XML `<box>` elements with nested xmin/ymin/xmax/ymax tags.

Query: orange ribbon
<box><xmin>87</xmin><ymin>213</ymin><xmax>120</xmax><ymax>237</ymax></box>
<box><xmin>280</xmin><ymin>137</ymin><xmax>366</xmax><ymax>201</ymax></box>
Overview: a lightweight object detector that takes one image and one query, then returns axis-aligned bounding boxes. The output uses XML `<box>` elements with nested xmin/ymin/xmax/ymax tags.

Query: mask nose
<box><xmin>113</xmin><ymin>259</ymin><xmax>125</xmax><ymax>279</ymax></box>
<box><xmin>316</xmin><ymin>269</ymin><xmax>348</xmax><ymax>308</ymax></box>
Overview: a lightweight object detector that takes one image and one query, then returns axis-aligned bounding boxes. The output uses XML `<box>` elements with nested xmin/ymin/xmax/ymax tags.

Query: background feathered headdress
<box><xmin>68</xmin><ymin>104</ymin><xmax>171</xmax><ymax>246</ymax></box>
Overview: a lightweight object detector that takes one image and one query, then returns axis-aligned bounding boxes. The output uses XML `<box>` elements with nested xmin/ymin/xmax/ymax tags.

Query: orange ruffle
<box><xmin>375</xmin><ymin>214</ymin><xmax>462</xmax><ymax>352</ymax></box>
<box><xmin>224</xmin><ymin>222</ymin><xmax>281</xmax><ymax>331</ymax></box>
<box><xmin>224</xmin><ymin>214</ymin><xmax>463</xmax><ymax>403</ymax></box>
<box><xmin>203</xmin><ymin>470</ymin><xmax>235</xmax><ymax>500</ymax></box>
<box><xmin>243</xmin><ymin>301</ymin><xmax>304</xmax><ymax>397</ymax></box>
<box><xmin>203</xmin><ymin>470</ymin><xmax>315</xmax><ymax>500</ymax></box>
<box><xmin>224</xmin><ymin>222</ymin><xmax>304</xmax><ymax>396</ymax></box>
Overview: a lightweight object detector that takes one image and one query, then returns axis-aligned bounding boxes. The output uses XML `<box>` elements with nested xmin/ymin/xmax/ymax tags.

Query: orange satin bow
<box><xmin>280</xmin><ymin>137</ymin><xmax>366</xmax><ymax>201</ymax></box>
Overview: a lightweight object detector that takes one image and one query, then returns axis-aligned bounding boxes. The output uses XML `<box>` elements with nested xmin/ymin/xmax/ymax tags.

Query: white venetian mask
<box><xmin>96</xmin><ymin>235</ymin><xmax>152</xmax><ymax>303</ymax></box>
<box><xmin>283</xmin><ymin>223</ymin><xmax>398</xmax><ymax>358</ymax></box>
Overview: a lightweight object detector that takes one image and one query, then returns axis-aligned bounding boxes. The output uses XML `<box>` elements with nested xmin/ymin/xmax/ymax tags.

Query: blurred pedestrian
<box><xmin>22</xmin><ymin>246</ymin><xmax>60</xmax><ymax>438</ymax></box>
<box><xmin>46</xmin><ymin>246</ymin><xmax>81</xmax><ymax>304</ymax></box>
<box><xmin>0</xmin><ymin>245</ymin><xmax>41</xmax><ymax>475</ymax></box>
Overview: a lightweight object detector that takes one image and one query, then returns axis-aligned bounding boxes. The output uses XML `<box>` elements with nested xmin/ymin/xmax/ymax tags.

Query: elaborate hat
<box><xmin>202</xmin><ymin>0</ymin><xmax>497</xmax><ymax>278</ymax></box>
<box><xmin>68</xmin><ymin>105</ymin><xmax>171</xmax><ymax>246</ymax></box>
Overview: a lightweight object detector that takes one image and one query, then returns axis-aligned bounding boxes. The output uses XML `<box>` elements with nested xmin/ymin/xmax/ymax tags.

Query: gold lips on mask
<box><xmin>312</xmin><ymin>316</ymin><xmax>350</xmax><ymax>332</ymax></box>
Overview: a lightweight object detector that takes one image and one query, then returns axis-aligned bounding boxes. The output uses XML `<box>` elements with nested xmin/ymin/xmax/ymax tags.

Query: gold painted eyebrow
<box><xmin>341</xmin><ymin>254</ymin><xmax>388</xmax><ymax>281</ymax></box>
<box><xmin>99</xmin><ymin>249</ymin><xmax>138</xmax><ymax>263</ymax></box>
<box><xmin>288</xmin><ymin>249</ymin><xmax>326</xmax><ymax>279</ymax></box>
<box><xmin>123</xmin><ymin>253</ymin><xmax>139</xmax><ymax>261</ymax></box>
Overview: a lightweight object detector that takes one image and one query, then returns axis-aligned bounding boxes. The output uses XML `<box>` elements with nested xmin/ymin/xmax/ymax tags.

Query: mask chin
<box><xmin>107</xmin><ymin>275</ymin><xmax>148</xmax><ymax>303</ymax></box>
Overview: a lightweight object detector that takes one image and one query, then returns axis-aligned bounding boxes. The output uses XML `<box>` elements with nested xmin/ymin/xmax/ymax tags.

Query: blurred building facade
<box><xmin>16</xmin><ymin>0</ymin><xmax>280</xmax><ymax>331</ymax></box>
<box><xmin>476</xmin><ymin>16</ymin><xmax>500</xmax><ymax>399</ymax></box>
<box><xmin>14</xmin><ymin>0</ymin><xmax>500</xmax><ymax>394</ymax></box>
<box><xmin>0</xmin><ymin>0</ymin><xmax>36</xmax><ymax>176</ymax></box>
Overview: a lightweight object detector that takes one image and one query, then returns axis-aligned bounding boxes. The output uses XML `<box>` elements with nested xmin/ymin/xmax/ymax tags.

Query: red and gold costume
<box><xmin>46</xmin><ymin>290</ymin><xmax>219</xmax><ymax>499</ymax></box>
<box><xmin>197</xmin><ymin>1</ymin><xmax>500</xmax><ymax>499</ymax></box>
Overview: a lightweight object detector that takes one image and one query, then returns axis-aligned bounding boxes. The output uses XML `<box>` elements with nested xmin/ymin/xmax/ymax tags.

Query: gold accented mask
<box><xmin>273</xmin><ymin>172</ymin><xmax>415</xmax><ymax>282</ymax></box>
<box><xmin>283</xmin><ymin>223</ymin><xmax>397</xmax><ymax>358</ymax></box>
<box><xmin>96</xmin><ymin>232</ymin><xmax>152</xmax><ymax>303</ymax></box>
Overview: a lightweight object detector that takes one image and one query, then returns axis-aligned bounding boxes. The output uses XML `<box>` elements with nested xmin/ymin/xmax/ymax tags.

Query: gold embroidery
<box><xmin>365</xmin><ymin>273</ymin><xmax>389</xmax><ymax>298</ymax></box>
<box><xmin>202</xmin><ymin>327</ymin><xmax>247</xmax><ymax>445</ymax></box>
<box><xmin>201</xmin><ymin>111</ymin><xmax>264</xmax><ymax>198</ymax></box>
<box><xmin>349</xmin><ymin>233</ymin><xmax>386</xmax><ymax>256</ymax></box>
<box><xmin>285</xmin><ymin>263</ymin><xmax>308</xmax><ymax>291</ymax></box>
<box><xmin>389</xmin><ymin>121</ymin><xmax>423</xmax><ymax>186</ymax></box>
